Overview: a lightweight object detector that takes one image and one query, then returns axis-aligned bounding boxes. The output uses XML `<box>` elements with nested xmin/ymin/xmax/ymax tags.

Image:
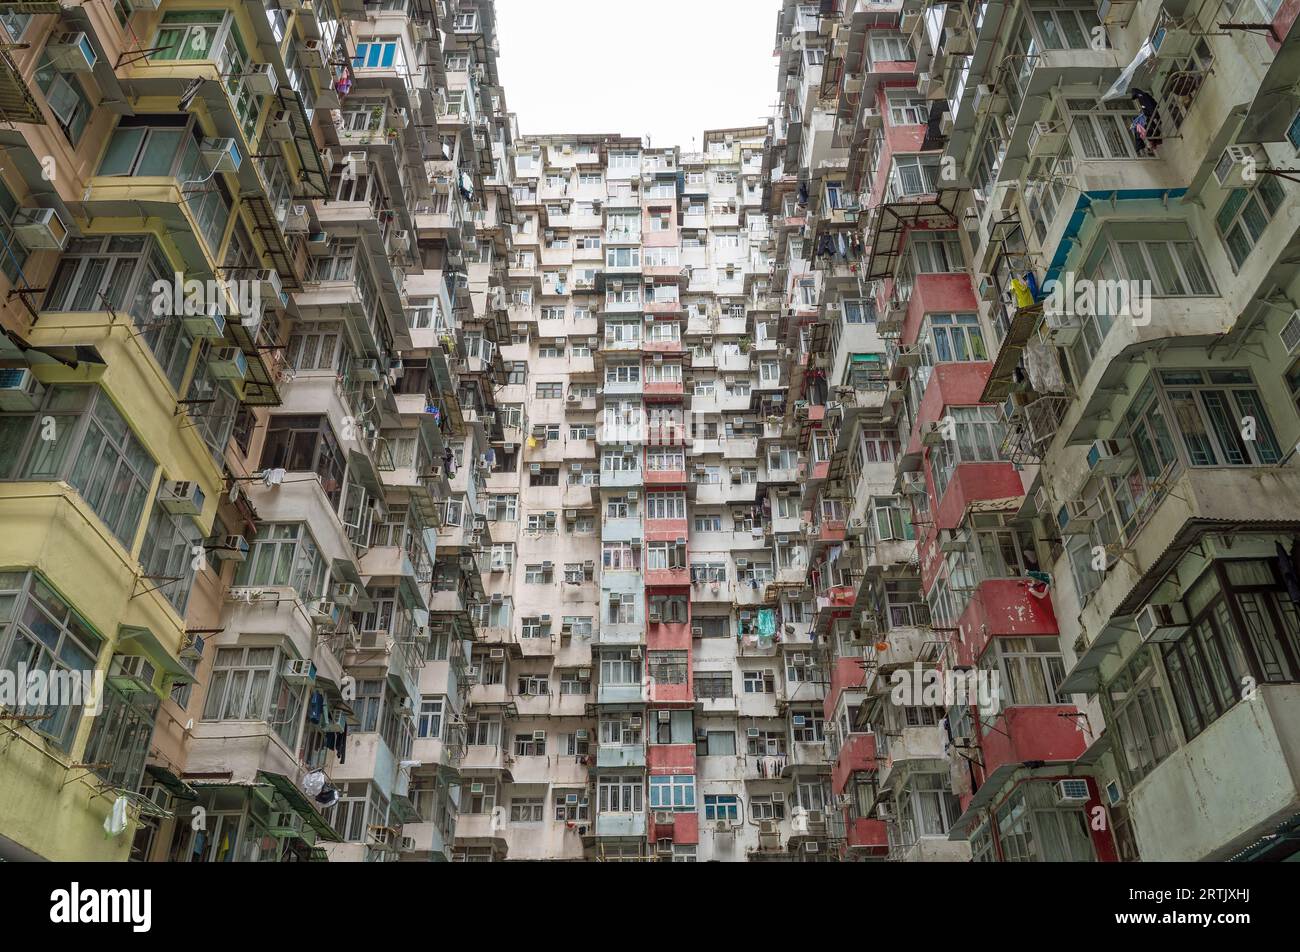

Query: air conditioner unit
<box><xmin>1055</xmin><ymin>778</ymin><xmax>1091</xmax><ymax>804</ymax></box>
<box><xmin>771</xmin><ymin>791</ymin><xmax>786</xmax><ymax>803</ymax></box>
<box><xmin>200</xmin><ymin>137</ymin><xmax>243</xmax><ymax>173</ymax></box>
<box><xmin>1135</xmin><ymin>602</ymin><xmax>1190</xmax><ymax>643</ymax></box>
<box><xmin>654</xmin><ymin>811</ymin><xmax>673</xmax><ymax>825</ymax></box>
<box><xmin>629</xmin><ymin>647</ymin><xmax>642</xmax><ymax>659</ymax></box>
<box><xmin>208</xmin><ymin>347</ymin><xmax>248</xmax><ymax>382</ymax></box>
<box><xmin>1027</xmin><ymin>120</ymin><xmax>1066</xmax><ymax>159</ymax></box>
<box><xmin>211</xmin><ymin>534</ymin><xmax>248</xmax><ymax>562</ymax></box>
<box><xmin>1153</xmin><ymin>25</ymin><xmax>1195</xmax><ymax>60</ymax></box>
<box><xmin>108</xmin><ymin>654</ymin><xmax>155</xmax><ymax>694</ymax></box>
<box><xmin>804</xmin><ymin>841</ymin><xmax>821</xmax><ymax>854</ymax></box>
<box><xmin>1086</xmin><ymin>438</ymin><xmax>1133</xmax><ymax>474</ymax></box>
<box><xmin>1057</xmin><ymin>499</ymin><xmax>1095</xmax><ymax>536</ymax></box>
<box><xmin>940</xmin><ymin>528</ymin><xmax>970</xmax><ymax>553</ymax></box>
<box><xmin>902</xmin><ymin>472</ymin><xmax>926</xmax><ymax>494</ymax></box>
<box><xmin>759</xmin><ymin>820</ymin><xmax>777</xmax><ymax>835</ymax></box>
<box><xmin>300</xmin><ymin>38</ymin><xmax>326</xmax><ymax>68</ymax></box>
<box><xmin>629</xmin><ymin>715</ymin><xmax>643</xmax><ymax>728</ymax></box>
<box><xmin>183</xmin><ymin>303</ymin><xmax>227</xmax><ymax>340</ymax></box>
<box><xmin>1043</xmin><ymin>308</ymin><xmax>1081</xmax><ymax>344</ymax></box>
<box><xmin>0</xmin><ymin>368</ymin><xmax>46</xmax><ymax>411</ymax></box>
<box><xmin>1281</xmin><ymin>310</ymin><xmax>1300</xmax><ymax>355</ymax></box>
<box><xmin>47</xmin><ymin>32</ymin><xmax>97</xmax><ymax>72</ymax></box>
<box><xmin>747</xmin><ymin>727</ymin><xmax>761</xmax><ymax>738</ymax></box>
<box><xmin>792</xmin><ymin>715</ymin><xmax>807</xmax><ymax>727</ymax></box>
<box><xmin>11</xmin><ymin>207</ymin><xmax>69</xmax><ymax>251</ymax></box>
<box><xmin>332</xmin><ymin>582</ymin><xmax>359</xmax><ymax>607</ymax></box>
<box><xmin>244</xmin><ymin>62</ymin><xmax>277</xmax><ymax>96</ymax></box>
<box><xmin>160</xmin><ymin>480</ymin><xmax>205</xmax><ymax>517</ymax></box>
<box><xmin>533</xmin><ymin>729</ymin><xmax>546</xmax><ymax>742</ymax></box>
<box><xmin>1213</xmin><ymin>144</ymin><xmax>1265</xmax><ymax>189</ymax></box>
<box><xmin>353</xmin><ymin>358</ymin><xmax>382</xmax><ymax>382</ymax></box>
<box><xmin>1105</xmin><ymin>778</ymin><xmax>1124</xmax><ymax>806</ymax></box>
<box><xmin>283</xmin><ymin>659</ymin><xmax>317</xmax><ymax>685</ymax></box>
<box><xmin>268</xmin><ymin>109</ymin><xmax>294</xmax><ymax>141</ymax></box>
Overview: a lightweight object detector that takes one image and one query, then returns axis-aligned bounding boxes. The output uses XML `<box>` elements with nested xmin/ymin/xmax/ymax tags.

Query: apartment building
<box><xmin>0</xmin><ymin>0</ymin><xmax>509</xmax><ymax>862</ymax></box>
<box><xmin>768</xmin><ymin>0</ymin><xmax>1300</xmax><ymax>863</ymax></box>
<box><xmin>4</xmin><ymin>0</ymin><xmax>1298</xmax><ymax>866</ymax></box>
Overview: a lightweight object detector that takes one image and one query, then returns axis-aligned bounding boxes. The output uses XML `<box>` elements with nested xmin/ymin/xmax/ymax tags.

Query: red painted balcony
<box><xmin>673</xmin><ymin>811</ymin><xmax>699</xmax><ymax>845</ymax></box>
<box><xmin>830</xmin><ymin>733</ymin><xmax>876</xmax><ymax>796</ymax></box>
<box><xmin>980</xmin><ymin>705</ymin><xmax>1086</xmax><ymax>780</ymax></box>
<box><xmin>816</xmin><ymin>519</ymin><xmax>846</xmax><ymax>544</ymax></box>
<box><xmin>645</xmin><ymin>465</ymin><xmax>688</xmax><ymax>484</ymax></box>
<box><xmin>644</xmin><ymin>380</ymin><xmax>684</xmax><ymax>400</ymax></box>
<box><xmin>824</xmin><ymin>657</ymin><xmax>868</xmax><ymax>722</ymax></box>
<box><xmin>645</xmin><ymin>566</ymin><xmax>690</xmax><ymax>588</ymax></box>
<box><xmin>845</xmin><ymin>817</ymin><xmax>889</xmax><ymax>854</ymax></box>
<box><xmin>648</xmin><ymin>744</ymin><xmax>696</xmax><ymax>773</ymax></box>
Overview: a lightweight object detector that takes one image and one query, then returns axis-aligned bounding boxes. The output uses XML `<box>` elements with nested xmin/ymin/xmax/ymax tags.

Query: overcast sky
<box><xmin>494</xmin><ymin>0</ymin><xmax>780</xmax><ymax>151</ymax></box>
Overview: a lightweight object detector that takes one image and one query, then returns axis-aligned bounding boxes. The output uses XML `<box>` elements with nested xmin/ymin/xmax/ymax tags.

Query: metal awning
<box><xmin>981</xmin><ymin>302</ymin><xmax>1042</xmax><ymax>403</ymax></box>
<box><xmin>0</xmin><ymin>46</ymin><xmax>45</xmax><ymax>126</ymax></box>
<box><xmin>864</xmin><ymin>189</ymin><xmax>962</xmax><ymax>282</ymax></box>
<box><xmin>1237</xmin><ymin>21</ymin><xmax>1300</xmax><ymax>145</ymax></box>
<box><xmin>258</xmin><ymin>771</ymin><xmax>342</xmax><ymax>843</ymax></box>
<box><xmin>144</xmin><ymin>763</ymin><xmax>198</xmax><ymax>800</ymax></box>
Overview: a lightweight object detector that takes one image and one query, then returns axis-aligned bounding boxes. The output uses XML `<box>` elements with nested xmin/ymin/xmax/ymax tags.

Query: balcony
<box><xmin>1127</xmin><ymin>684</ymin><xmax>1300</xmax><ymax>861</ymax></box>
<box><xmin>845</xmin><ymin>818</ymin><xmax>890</xmax><ymax>855</ymax></box>
<box><xmin>597</xmin><ymin>681</ymin><xmax>645</xmax><ymax>704</ymax></box>
<box><xmin>596</xmin><ymin>743</ymin><xmax>647</xmax><ymax>769</ymax></box>
<box><xmin>594</xmin><ymin>812</ymin><xmax>647</xmax><ymax>837</ymax></box>
<box><xmin>979</xmin><ymin>705</ymin><xmax>1086</xmax><ymax>783</ymax></box>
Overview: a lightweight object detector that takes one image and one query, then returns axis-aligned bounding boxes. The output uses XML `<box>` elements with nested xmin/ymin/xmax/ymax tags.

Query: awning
<box><xmin>0</xmin><ymin>47</ymin><xmax>44</xmax><ymax>125</ymax></box>
<box><xmin>1</xmin><ymin>325</ymin><xmax>106</xmax><ymax>371</ymax></box>
<box><xmin>1226</xmin><ymin>811</ymin><xmax>1300</xmax><ymax>862</ymax></box>
<box><xmin>258</xmin><ymin>771</ymin><xmax>342</xmax><ymax>843</ymax></box>
<box><xmin>1237</xmin><ymin>21</ymin><xmax>1300</xmax><ymax>145</ymax></box>
<box><xmin>118</xmin><ymin>625</ymin><xmax>194</xmax><ymax>685</ymax></box>
<box><xmin>145</xmin><ymin>763</ymin><xmax>198</xmax><ymax>800</ymax></box>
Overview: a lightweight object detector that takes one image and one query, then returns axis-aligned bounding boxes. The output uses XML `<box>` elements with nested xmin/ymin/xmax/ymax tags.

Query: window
<box><xmin>137</xmin><ymin>500</ymin><xmax>202</xmax><ymax>616</ymax></box>
<box><xmin>1160</xmin><ymin>559</ymin><xmax>1300</xmax><ymax>741</ymax></box>
<box><xmin>978</xmin><ymin>637</ymin><xmax>1068</xmax><ymax>708</ymax></box>
<box><xmin>694</xmin><ymin>672</ymin><xmax>732</xmax><ymax>699</ymax></box>
<box><xmin>791</xmin><ymin>707</ymin><xmax>824</xmax><ymax>742</ymax></box>
<box><xmin>897</xmin><ymin>772</ymin><xmax>961</xmax><ymax>843</ymax></box>
<box><xmin>598</xmin><ymin>775</ymin><xmax>643</xmax><ymax>813</ymax></box>
<box><xmin>649</xmin><ymin>651</ymin><xmax>688</xmax><ymax>684</ymax></box>
<box><xmin>36</xmin><ymin>54</ymin><xmax>92</xmax><ymax>145</ymax></box>
<box><xmin>559</xmin><ymin>669</ymin><xmax>592</xmax><ymax>695</ymax></box>
<box><xmin>513</xmin><ymin>732</ymin><xmax>545</xmax><ymax>756</ymax></box>
<box><xmin>910</xmin><ymin>231</ymin><xmax>963</xmax><ymax>272</ymax></box>
<box><xmin>0</xmin><ymin>385</ymin><xmax>155</xmax><ymax>547</ymax></box>
<box><xmin>751</xmin><ymin>795</ymin><xmax>786</xmax><ymax>821</ymax></box>
<box><xmin>649</xmin><ymin>774</ymin><xmax>696</xmax><ymax>811</ymax></box>
<box><xmin>1104</xmin><ymin>648</ymin><xmax>1177</xmax><ymax>785</ymax></box>
<box><xmin>928</xmin><ymin>406</ymin><xmax>1008</xmax><ymax>501</ymax></box>
<box><xmin>0</xmin><ymin>572</ymin><xmax>104</xmax><ymax>752</ymax></box>
<box><xmin>925</xmin><ymin>314</ymin><xmax>987</xmax><ymax>363</ymax></box>
<box><xmin>645</xmin><ymin>491</ymin><xmax>686</xmax><ymax>520</ymax></box>
<box><xmin>417</xmin><ymin>698</ymin><xmax>443</xmax><ymax>739</ymax></box>
<box><xmin>535</xmin><ymin>382</ymin><xmax>563</xmax><ymax>399</ymax></box>
<box><xmin>554</xmin><ymin>791</ymin><xmax>590</xmax><ymax>821</ymax></box>
<box><xmin>506</xmin><ymin>795</ymin><xmax>543</xmax><ymax>827</ymax></box>
<box><xmin>996</xmin><ymin>781</ymin><xmax>1096</xmax><ymax>861</ymax></box>
<box><xmin>888</xmin><ymin>93</ymin><xmax>930</xmax><ymax>125</ymax></box>
<box><xmin>600</xmin><ymin>649</ymin><xmax>641</xmax><ymax>685</ymax></box>
<box><xmin>235</xmin><ymin>523</ymin><xmax>329</xmax><ymax>603</ymax></box>
<box><xmin>743</xmin><ymin>670</ymin><xmax>776</xmax><ymax>693</ymax></box>
<box><xmin>698</xmin><ymin>730</ymin><xmax>736</xmax><ymax>756</ymax></box>
<box><xmin>523</xmin><ymin>563</ymin><xmax>553</xmax><ymax>584</ymax></box>
<box><xmin>704</xmin><ymin>794</ymin><xmax>740</xmax><ymax>822</ymax></box>
<box><xmin>202</xmin><ymin>645</ymin><xmax>307</xmax><ymax>748</ymax></box>
<box><xmin>869</xmin><ymin>31</ymin><xmax>914</xmax><ymax>62</ymax></box>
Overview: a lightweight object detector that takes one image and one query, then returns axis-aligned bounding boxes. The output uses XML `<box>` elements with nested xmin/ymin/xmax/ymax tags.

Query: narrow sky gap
<box><xmin>495</xmin><ymin>0</ymin><xmax>779</xmax><ymax>148</ymax></box>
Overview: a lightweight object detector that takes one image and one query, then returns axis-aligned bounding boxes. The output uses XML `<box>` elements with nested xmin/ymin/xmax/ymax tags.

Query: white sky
<box><xmin>493</xmin><ymin>0</ymin><xmax>780</xmax><ymax>151</ymax></box>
